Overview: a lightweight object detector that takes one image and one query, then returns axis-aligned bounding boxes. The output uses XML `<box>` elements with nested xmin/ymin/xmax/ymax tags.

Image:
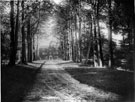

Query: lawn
<box><xmin>1</xmin><ymin>64</ymin><xmax>40</xmax><ymax>102</ymax></box>
<box><xmin>65</xmin><ymin>67</ymin><xmax>134</xmax><ymax>102</ymax></box>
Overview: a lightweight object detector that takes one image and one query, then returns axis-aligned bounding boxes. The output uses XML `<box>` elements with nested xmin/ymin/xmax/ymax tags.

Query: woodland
<box><xmin>1</xmin><ymin>0</ymin><xmax>135</xmax><ymax>69</ymax></box>
<box><xmin>1</xmin><ymin>0</ymin><xmax>135</xmax><ymax>102</ymax></box>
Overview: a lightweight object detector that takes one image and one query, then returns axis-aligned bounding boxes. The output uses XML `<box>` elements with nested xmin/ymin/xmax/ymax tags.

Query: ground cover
<box><xmin>2</xmin><ymin>60</ymin><xmax>134</xmax><ymax>102</ymax></box>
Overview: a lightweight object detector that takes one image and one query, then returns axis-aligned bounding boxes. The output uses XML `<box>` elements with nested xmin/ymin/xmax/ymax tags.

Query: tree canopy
<box><xmin>1</xmin><ymin>0</ymin><xmax>134</xmax><ymax>70</ymax></box>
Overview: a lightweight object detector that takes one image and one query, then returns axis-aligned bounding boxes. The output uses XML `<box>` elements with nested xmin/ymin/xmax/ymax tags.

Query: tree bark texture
<box><xmin>9</xmin><ymin>0</ymin><xmax>16</xmax><ymax>66</ymax></box>
<box><xmin>21</xmin><ymin>0</ymin><xmax>26</xmax><ymax>64</ymax></box>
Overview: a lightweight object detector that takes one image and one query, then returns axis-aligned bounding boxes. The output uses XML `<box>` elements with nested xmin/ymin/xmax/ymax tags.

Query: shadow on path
<box><xmin>1</xmin><ymin>63</ymin><xmax>44</xmax><ymax>102</ymax></box>
<box><xmin>2</xmin><ymin>60</ymin><xmax>134</xmax><ymax>102</ymax></box>
<box><xmin>65</xmin><ymin>67</ymin><xmax>134</xmax><ymax>102</ymax></box>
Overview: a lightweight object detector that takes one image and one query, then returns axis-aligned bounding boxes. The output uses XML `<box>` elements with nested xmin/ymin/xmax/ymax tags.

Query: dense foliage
<box><xmin>0</xmin><ymin>0</ymin><xmax>134</xmax><ymax>70</ymax></box>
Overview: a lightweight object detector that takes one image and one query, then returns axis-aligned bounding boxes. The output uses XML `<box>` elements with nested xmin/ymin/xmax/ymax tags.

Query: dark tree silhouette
<box><xmin>9</xmin><ymin>0</ymin><xmax>16</xmax><ymax>66</ymax></box>
<box><xmin>21</xmin><ymin>0</ymin><xmax>27</xmax><ymax>64</ymax></box>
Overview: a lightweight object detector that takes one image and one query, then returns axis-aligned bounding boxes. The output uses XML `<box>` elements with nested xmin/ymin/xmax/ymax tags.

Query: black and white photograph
<box><xmin>1</xmin><ymin>0</ymin><xmax>134</xmax><ymax>102</ymax></box>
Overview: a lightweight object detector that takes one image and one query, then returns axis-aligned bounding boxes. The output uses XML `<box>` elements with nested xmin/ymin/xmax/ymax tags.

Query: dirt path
<box><xmin>23</xmin><ymin>60</ymin><xmax>122</xmax><ymax>102</ymax></box>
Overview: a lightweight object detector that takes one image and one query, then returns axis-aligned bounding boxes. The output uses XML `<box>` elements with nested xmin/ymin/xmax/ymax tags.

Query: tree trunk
<box><xmin>33</xmin><ymin>34</ymin><xmax>36</xmax><ymax>60</ymax></box>
<box><xmin>86</xmin><ymin>18</ymin><xmax>92</xmax><ymax>64</ymax></box>
<box><xmin>27</xmin><ymin>5</ymin><xmax>33</xmax><ymax>62</ymax></box>
<box><xmin>108</xmin><ymin>0</ymin><xmax>113</xmax><ymax>68</ymax></box>
<box><xmin>91</xmin><ymin>17</ymin><xmax>95</xmax><ymax>67</ymax></box>
<box><xmin>69</xmin><ymin>19</ymin><xmax>72</xmax><ymax>61</ymax></box>
<box><xmin>78</xmin><ymin>0</ymin><xmax>82</xmax><ymax>62</ymax></box>
<box><xmin>75</xmin><ymin>14</ymin><xmax>79</xmax><ymax>62</ymax></box>
<box><xmin>14</xmin><ymin>0</ymin><xmax>20</xmax><ymax>63</ymax></box>
<box><xmin>21</xmin><ymin>0</ymin><xmax>26</xmax><ymax>64</ymax></box>
<box><xmin>35</xmin><ymin>1</ymin><xmax>40</xmax><ymax>60</ymax></box>
<box><xmin>9</xmin><ymin>0</ymin><xmax>16</xmax><ymax>66</ymax></box>
<box><xmin>27</xmin><ymin>14</ymin><xmax>31</xmax><ymax>62</ymax></box>
<box><xmin>133</xmin><ymin>20</ymin><xmax>135</xmax><ymax>70</ymax></box>
<box><xmin>93</xmin><ymin>18</ymin><xmax>99</xmax><ymax>67</ymax></box>
<box><xmin>96</xmin><ymin>0</ymin><xmax>104</xmax><ymax>67</ymax></box>
<box><xmin>30</xmin><ymin>32</ymin><xmax>33</xmax><ymax>62</ymax></box>
<box><xmin>71</xmin><ymin>27</ymin><xmax>75</xmax><ymax>61</ymax></box>
<box><xmin>130</xmin><ymin>16</ymin><xmax>135</xmax><ymax>69</ymax></box>
<box><xmin>36</xmin><ymin>34</ymin><xmax>40</xmax><ymax>59</ymax></box>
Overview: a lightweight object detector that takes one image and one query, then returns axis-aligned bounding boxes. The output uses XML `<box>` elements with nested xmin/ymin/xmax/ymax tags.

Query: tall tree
<box><xmin>21</xmin><ymin>0</ymin><xmax>26</xmax><ymax>64</ymax></box>
<box><xmin>78</xmin><ymin>0</ymin><xmax>82</xmax><ymax>62</ymax></box>
<box><xmin>9</xmin><ymin>0</ymin><xmax>15</xmax><ymax>66</ymax></box>
<box><xmin>93</xmin><ymin>17</ymin><xmax>99</xmax><ymax>67</ymax></box>
<box><xmin>27</xmin><ymin>5</ymin><xmax>33</xmax><ymax>62</ymax></box>
<box><xmin>86</xmin><ymin>16</ymin><xmax>92</xmax><ymax>64</ymax></box>
<box><xmin>133</xmin><ymin>18</ymin><xmax>135</xmax><ymax>69</ymax></box>
<box><xmin>96</xmin><ymin>0</ymin><xmax>104</xmax><ymax>67</ymax></box>
<box><xmin>108</xmin><ymin>0</ymin><xmax>113</xmax><ymax>68</ymax></box>
<box><xmin>15</xmin><ymin>0</ymin><xmax>20</xmax><ymax>62</ymax></box>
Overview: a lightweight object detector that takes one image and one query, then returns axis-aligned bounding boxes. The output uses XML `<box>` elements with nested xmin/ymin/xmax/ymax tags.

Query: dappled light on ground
<box><xmin>22</xmin><ymin>60</ymin><xmax>122</xmax><ymax>102</ymax></box>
